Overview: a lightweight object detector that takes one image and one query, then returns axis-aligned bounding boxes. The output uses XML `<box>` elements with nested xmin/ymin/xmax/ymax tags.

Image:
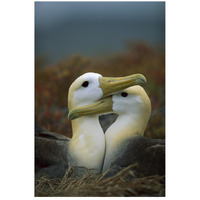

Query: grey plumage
<box><xmin>104</xmin><ymin>136</ymin><xmax>165</xmax><ymax>178</ymax></box>
<box><xmin>35</xmin><ymin>128</ymin><xmax>70</xmax><ymax>178</ymax></box>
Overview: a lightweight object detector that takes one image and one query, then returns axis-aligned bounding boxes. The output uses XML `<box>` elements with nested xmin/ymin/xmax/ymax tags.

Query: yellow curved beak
<box><xmin>68</xmin><ymin>97</ymin><xmax>113</xmax><ymax>120</ymax></box>
<box><xmin>99</xmin><ymin>73</ymin><xmax>146</xmax><ymax>97</ymax></box>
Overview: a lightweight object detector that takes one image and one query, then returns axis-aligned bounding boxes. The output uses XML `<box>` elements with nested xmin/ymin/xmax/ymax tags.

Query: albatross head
<box><xmin>112</xmin><ymin>85</ymin><xmax>151</xmax><ymax>117</ymax></box>
<box><xmin>68</xmin><ymin>72</ymin><xmax>146</xmax><ymax>111</ymax></box>
<box><xmin>68</xmin><ymin>73</ymin><xmax>103</xmax><ymax>110</ymax></box>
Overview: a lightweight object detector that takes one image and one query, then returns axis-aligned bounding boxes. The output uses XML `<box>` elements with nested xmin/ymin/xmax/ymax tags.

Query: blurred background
<box><xmin>35</xmin><ymin>2</ymin><xmax>165</xmax><ymax>139</ymax></box>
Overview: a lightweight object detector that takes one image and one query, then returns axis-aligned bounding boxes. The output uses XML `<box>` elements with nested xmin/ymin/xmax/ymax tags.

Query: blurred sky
<box><xmin>35</xmin><ymin>2</ymin><xmax>165</xmax><ymax>65</ymax></box>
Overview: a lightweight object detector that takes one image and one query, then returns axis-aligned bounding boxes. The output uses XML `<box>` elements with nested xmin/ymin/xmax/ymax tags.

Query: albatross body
<box><xmin>35</xmin><ymin>73</ymin><xmax>146</xmax><ymax>177</ymax></box>
<box><xmin>69</xmin><ymin>85</ymin><xmax>165</xmax><ymax>177</ymax></box>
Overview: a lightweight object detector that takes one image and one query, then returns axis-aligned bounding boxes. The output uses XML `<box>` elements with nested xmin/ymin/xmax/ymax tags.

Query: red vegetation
<box><xmin>35</xmin><ymin>42</ymin><xmax>165</xmax><ymax>139</ymax></box>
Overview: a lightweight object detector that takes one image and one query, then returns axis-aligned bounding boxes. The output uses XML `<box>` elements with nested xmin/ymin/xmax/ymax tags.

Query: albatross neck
<box><xmin>105</xmin><ymin>114</ymin><xmax>146</xmax><ymax>149</ymax></box>
<box><xmin>69</xmin><ymin>116</ymin><xmax>105</xmax><ymax>172</ymax></box>
<box><xmin>103</xmin><ymin>113</ymin><xmax>148</xmax><ymax>172</ymax></box>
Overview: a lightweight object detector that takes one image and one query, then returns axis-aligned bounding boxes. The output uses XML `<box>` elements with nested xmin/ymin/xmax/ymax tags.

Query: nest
<box><xmin>35</xmin><ymin>164</ymin><xmax>165</xmax><ymax>197</ymax></box>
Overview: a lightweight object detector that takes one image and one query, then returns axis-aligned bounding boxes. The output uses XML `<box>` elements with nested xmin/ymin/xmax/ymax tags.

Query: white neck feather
<box><xmin>69</xmin><ymin>116</ymin><xmax>105</xmax><ymax>172</ymax></box>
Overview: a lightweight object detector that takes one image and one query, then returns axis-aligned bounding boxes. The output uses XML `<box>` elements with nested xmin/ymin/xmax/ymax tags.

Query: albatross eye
<box><xmin>82</xmin><ymin>81</ymin><xmax>89</xmax><ymax>87</ymax></box>
<box><xmin>121</xmin><ymin>92</ymin><xmax>128</xmax><ymax>97</ymax></box>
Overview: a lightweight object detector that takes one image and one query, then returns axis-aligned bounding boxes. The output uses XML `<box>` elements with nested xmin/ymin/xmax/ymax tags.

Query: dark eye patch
<box><xmin>82</xmin><ymin>81</ymin><xmax>89</xmax><ymax>87</ymax></box>
<box><xmin>121</xmin><ymin>92</ymin><xmax>128</xmax><ymax>97</ymax></box>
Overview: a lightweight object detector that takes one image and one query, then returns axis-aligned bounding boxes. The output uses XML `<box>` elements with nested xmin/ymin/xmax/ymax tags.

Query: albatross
<box><xmin>35</xmin><ymin>73</ymin><xmax>146</xmax><ymax>178</ymax></box>
<box><xmin>68</xmin><ymin>85</ymin><xmax>165</xmax><ymax>177</ymax></box>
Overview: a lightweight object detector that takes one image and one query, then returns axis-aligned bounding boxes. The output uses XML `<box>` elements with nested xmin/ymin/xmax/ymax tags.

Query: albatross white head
<box><xmin>68</xmin><ymin>73</ymin><xmax>103</xmax><ymax>110</ymax></box>
<box><xmin>67</xmin><ymin>73</ymin><xmax>146</xmax><ymax>172</ymax></box>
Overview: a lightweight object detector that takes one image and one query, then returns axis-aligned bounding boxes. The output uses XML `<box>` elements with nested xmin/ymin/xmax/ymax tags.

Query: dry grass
<box><xmin>35</xmin><ymin>165</ymin><xmax>165</xmax><ymax>197</ymax></box>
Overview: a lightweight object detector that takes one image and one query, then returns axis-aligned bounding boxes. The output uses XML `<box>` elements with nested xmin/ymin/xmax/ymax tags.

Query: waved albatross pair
<box><xmin>69</xmin><ymin>85</ymin><xmax>165</xmax><ymax>177</ymax></box>
<box><xmin>35</xmin><ymin>72</ymin><xmax>145</xmax><ymax>178</ymax></box>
